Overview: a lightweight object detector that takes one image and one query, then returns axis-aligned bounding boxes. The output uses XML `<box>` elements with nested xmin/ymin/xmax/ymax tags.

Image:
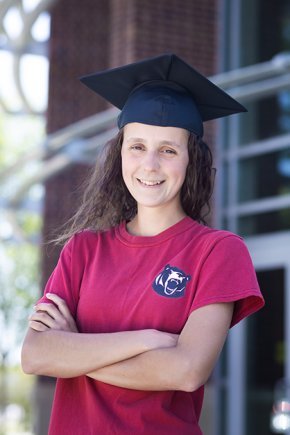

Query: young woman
<box><xmin>21</xmin><ymin>54</ymin><xmax>264</xmax><ymax>435</ymax></box>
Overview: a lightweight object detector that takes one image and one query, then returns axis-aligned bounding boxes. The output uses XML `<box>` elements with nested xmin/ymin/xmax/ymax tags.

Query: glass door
<box><xmin>225</xmin><ymin>231</ymin><xmax>290</xmax><ymax>435</ymax></box>
<box><xmin>246</xmin><ymin>268</ymin><xmax>285</xmax><ymax>434</ymax></box>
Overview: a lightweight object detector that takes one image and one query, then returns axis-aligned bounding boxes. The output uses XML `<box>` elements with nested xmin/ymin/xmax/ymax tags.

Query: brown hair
<box><xmin>55</xmin><ymin>129</ymin><xmax>215</xmax><ymax>244</ymax></box>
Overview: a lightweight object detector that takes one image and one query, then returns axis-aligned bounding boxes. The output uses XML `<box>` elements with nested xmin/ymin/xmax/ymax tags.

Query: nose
<box><xmin>143</xmin><ymin>150</ymin><xmax>160</xmax><ymax>171</ymax></box>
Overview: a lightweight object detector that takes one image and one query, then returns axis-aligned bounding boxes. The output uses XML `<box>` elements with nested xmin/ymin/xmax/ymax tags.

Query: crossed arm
<box><xmin>21</xmin><ymin>293</ymin><xmax>233</xmax><ymax>392</ymax></box>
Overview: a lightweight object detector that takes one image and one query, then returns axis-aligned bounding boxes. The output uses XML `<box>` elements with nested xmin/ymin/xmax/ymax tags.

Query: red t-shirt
<box><xmin>39</xmin><ymin>217</ymin><xmax>264</xmax><ymax>434</ymax></box>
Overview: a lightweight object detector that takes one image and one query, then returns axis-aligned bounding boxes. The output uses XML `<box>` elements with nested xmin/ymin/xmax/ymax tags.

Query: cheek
<box><xmin>176</xmin><ymin>158</ymin><xmax>189</xmax><ymax>184</ymax></box>
<box><xmin>121</xmin><ymin>158</ymin><xmax>128</xmax><ymax>186</ymax></box>
<box><xmin>121</xmin><ymin>153</ymin><xmax>134</xmax><ymax>187</ymax></box>
<box><xmin>121</xmin><ymin>149</ymin><xmax>128</xmax><ymax>176</ymax></box>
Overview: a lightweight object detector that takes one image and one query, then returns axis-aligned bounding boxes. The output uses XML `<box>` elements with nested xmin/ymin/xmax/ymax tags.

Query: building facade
<box><xmin>216</xmin><ymin>1</ymin><xmax>290</xmax><ymax>434</ymax></box>
<box><xmin>39</xmin><ymin>1</ymin><xmax>290</xmax><ymax>434</ymax></box>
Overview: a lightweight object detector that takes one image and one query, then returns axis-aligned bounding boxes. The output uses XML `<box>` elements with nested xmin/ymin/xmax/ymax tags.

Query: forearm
<box><xmin>87</xmin><ymin>344</ymin><xmax>199</xmax><ymax>392</ymax></box>
<box><xmin>86</xmin><ymin>303</ymin><xmax>234</xmax><ymax>392</ymax></box>
<box><xmin>21</xmin><ymin>328</ymin><xmax>160</xmax><ymax>378</ymax></box>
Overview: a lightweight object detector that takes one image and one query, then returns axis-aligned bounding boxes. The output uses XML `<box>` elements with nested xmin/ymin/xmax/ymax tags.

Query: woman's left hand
<box><xmin>29</xmin><ymin>293</ymin><xmax>78</xmax><ymax>333</ymax></box>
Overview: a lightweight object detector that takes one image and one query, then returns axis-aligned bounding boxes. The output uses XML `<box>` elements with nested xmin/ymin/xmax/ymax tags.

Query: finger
<box><xmin>46</xmin><ymin>293</ymin><xmax>76</xmax><ymax>328</ymax></box>
<box><xmin>33</xmin><ymin>302</ymin><xmax>77</xmax><ymax>332</ymax></box>
<box><xmin>29</xmin><ymin>320</ymin><xmax>50</xmax><ymax>332</ymax></box>
<box><xmin>38</xmin><ymin>294</ymin><xmax>78</xmax><ymax>332</ymax></box>
<box><xmin>46</xmin><ymin>294</ymin><xmax>72</xmax><ymax>318</ymax></box>
<box><xmin>29</xmin><ymin>311</ymin><xmax>57</xmax><ymax>329</ymax></box>
<box><xmin>34</xmin><ymin>303</ymin><xmax>64</xmax><ymax>322</ymax></box>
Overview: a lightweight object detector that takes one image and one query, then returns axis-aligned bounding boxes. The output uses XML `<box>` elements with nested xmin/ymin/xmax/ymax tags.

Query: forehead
<box><xmin>123</xmin><ymin>122</ymin><xmax>190</xmax><ymax>144</ymax></box>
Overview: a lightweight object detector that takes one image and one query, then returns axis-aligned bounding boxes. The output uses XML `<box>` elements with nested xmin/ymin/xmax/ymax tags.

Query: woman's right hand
<box><xmin>29</xmin><ymin>293</ymin><xmax>78</xmax><ymax>333</ymax></box>
<box><xmin>143</xmin><ymin>329</ymin><xmax>179</xmax><ymax>351</ymax></box>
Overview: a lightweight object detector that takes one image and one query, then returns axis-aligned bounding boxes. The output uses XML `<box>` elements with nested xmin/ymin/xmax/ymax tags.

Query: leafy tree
<box><xmin>0</xmin><ymin>111</ymin><xmax>45</xmax><ymax>433</ymax></box>
<box><xmin>0</xmin><ymin>240</ymin><xmax>40</xmax><ymax>430</ymax></box>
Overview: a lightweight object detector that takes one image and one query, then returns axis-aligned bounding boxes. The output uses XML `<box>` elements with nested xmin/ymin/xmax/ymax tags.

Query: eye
<box><xmin>160</xmin><ymin>148</ymin><xmax>177</xmax><ymax>155</ymax></box>
<box><xmin>130</xmin><ymin>143</ymin><xmax>145</xmax><ymax>151</ymax></box>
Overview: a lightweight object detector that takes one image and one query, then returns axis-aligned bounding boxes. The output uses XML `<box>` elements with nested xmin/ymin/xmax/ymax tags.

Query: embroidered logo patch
<box><xmin>153</xmin><ymin>265</ymin><xmax>191</xmax><ymax>298</ymax></box>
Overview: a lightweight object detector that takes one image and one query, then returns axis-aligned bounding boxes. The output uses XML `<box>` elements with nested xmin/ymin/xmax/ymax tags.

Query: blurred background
<box><xmin>0</xmin><ymin>0</ymin><xmax>290</xmax><ymax>434</ymax></box>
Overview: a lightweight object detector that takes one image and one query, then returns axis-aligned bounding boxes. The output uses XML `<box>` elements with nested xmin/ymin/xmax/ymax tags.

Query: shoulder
<box><xmin>191</xmin><ymin>222</ymin><xmax>246</xmax><ymax>255</ymax></box>
<box><xmin>62</xmin><ymin>226</ymin><xmax>117</xmax><ymax>255</ymax></box>
<box><xmin>193</xmin><ymin>225</ymin><xmax>255</xmax><ymax>277</ymax></box>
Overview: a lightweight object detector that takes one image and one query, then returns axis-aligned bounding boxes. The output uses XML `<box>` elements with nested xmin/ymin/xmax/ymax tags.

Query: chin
<box><xmin>137</xmin><ymin>201</ymin><xmax>163</xmax><ymax>209</ymax></box>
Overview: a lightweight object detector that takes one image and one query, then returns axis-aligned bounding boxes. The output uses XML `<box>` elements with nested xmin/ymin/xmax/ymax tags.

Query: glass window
<box><xmin>238</xmin><ymin>208</ymin><xmax>290</xmax><ymax>236</ymax></box>
<box><xmin>237</xmin><ymin>0</ymin><xmax>290</xmax><ymax>145</ymax></box>
<box><xmin>239</xmin><ymin>95</ymin><xmax>290</xmax><ymax>145</ymax></box>
<box><xmin>238</xmin><ymin>148</ymin><xmax>290</xmax><ymax>201</ymax></box>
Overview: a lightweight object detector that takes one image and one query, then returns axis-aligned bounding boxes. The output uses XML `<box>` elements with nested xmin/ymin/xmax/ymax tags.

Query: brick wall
<box><xmin>42</xmin><ymin>0</ymin><xmax>110</xmax><ymax>286</ymax></box>
<box><xmin>109</xmin><ymin>0</ymin><xmax>218</xmax><ymax>74</ymax></box>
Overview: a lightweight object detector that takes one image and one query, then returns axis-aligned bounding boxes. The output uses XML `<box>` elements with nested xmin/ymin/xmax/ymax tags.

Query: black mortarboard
<box><xmin>80</xmin><ymin>53</ymin><xmax>246</xmax><ymax>137</ymax></box>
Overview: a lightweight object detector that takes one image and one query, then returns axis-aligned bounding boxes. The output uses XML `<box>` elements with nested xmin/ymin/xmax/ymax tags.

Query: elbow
<box><xmin>21</xmin><ymin>362</ymin><xmax>36</xmax><ymax>376</ymax></box>
<box><xmin>21</xmin><ymin>347</ymin><xmax>37</xmax><ymax>375</ymax></box>
<box><xmin>21</xmin><ymin>348</ymin><xmax>51</xmax><ymax>376</ymax></box>
<box><xmin>21</xmin><ymin>332</ymin><xmax>48</xmax><ymax>376</ymax></box>
<box><xmin>181</xmin><ymin>376</ymin><xmax>207</xmax><ymax>393</ymax></box>
<box><xmin>176</xmin><ymin>360</ymin><xmax>209</xmax><ymax>393</ymax></box>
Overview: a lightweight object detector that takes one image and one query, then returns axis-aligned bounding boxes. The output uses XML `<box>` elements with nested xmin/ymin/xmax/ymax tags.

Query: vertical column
<box><xmin>42</xmin><ymin>0</ymin><xmax>110</xmax><ymax>285</ymax></box>
<box><xmin>38</xmin><ymin>1</ymin><xmax>110</xmax><ymax>433</ymax></box>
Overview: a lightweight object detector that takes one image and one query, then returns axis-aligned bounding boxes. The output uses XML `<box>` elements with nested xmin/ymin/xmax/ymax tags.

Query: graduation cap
<box><xmin>80</xmin><ymin>53</ymin><xmax>246</xmax><ymax>137</ymax></box>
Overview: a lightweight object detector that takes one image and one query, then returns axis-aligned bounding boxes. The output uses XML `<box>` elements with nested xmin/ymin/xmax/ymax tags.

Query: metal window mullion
<box><xmin>285</xmin><ymin>264</ymin><xmax>290</xmax><ymax>435</ymax></box>
<box><xmin>226</xmin><ymin>1</ymin><xmax>246</xmax><ymax>434</ymax></box>
<box><xmin>213</xmin><ymin>116</ymin><xmax>226</xmax><ymax>228</ymax></box>
<box><xmin>286</xmin><ymin>265</ymin><xmax>290</xmax><ymax>381</ymax></box>
<box><xmin>227</xmin><ymin>323</ymin><xmax>246</xmax><ymax>435</ymax></box>
<box><xmin>211</xmin><ymin>55</ymin><xmax>290</xmax><ymax>89</ymax></box>
<box><xmin>227</xmin><ymin>117</ymin><xmax>239</xmax><ymax>234</ymax></box>
<box><xmin>228</xmin><ymin>73</ymin><xmax>290</xmax><ymax>102</ymax></box>
<box><xmin>224</xmin><ymin>194</ymin><xmax>290</xmax><ymax>217</ymax></box>
<box><xmin>225</xmin><ymin>133</ymin><xmax>290</xmax><ymax>160</ymax></box>
<box><xmin>213</xmin><ymin>1</ymin><xmax>230</xmax><ymax>433</ymax></box>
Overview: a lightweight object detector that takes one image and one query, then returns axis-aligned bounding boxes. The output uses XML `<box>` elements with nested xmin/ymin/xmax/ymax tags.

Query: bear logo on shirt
<box><xmin>153</xmin><ymin>265</ymin><xmax>191</xmax><ymax>298</ymax></box>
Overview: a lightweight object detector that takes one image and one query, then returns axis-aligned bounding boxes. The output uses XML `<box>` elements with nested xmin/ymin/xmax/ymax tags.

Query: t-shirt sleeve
<box><xmin>37</xmin><ymin>236</ymin><xmax>80</xmax><ymax>318</ymax></box>
<box><xmin>189</xmin><ymin>235</ymin><xmax>265</xmax><ymax>327</ymax></box>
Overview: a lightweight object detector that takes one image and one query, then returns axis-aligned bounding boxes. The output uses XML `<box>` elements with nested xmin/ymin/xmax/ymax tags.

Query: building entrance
<box><xmin>246</xmin><ymin>268</ymin><xmax>284</xmax><ymax>434</ymax></box>
<box><xmin>225</xmin><ymin>231</ymin><xmax>290</xmax><ymax>435</ymax></box>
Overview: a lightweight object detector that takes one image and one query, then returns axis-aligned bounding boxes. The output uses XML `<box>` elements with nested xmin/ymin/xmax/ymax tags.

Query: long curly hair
<box><xmin>55</xmin><ymin>129</ymin><xmax>215</xmax><ymax>244</ymax></box>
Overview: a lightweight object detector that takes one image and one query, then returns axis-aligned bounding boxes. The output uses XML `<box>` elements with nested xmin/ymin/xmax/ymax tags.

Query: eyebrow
<box><xmin>126</xmin><ymin>137</ymin><xmax>181</xmax><ymax>148</ymax></box>
<box><xmin>159</xmin><ymin>140</ymin><xmax>181</xmax><ymax>148</ymax></box>
<box><xmin>126</xmin><ymin>137</ymin><xmax>146</xmax><ymax>143</ymax></box>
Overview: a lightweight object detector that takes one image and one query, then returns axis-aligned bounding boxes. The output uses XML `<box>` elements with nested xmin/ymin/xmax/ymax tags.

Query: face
<box><xmin>121</xmin><ymin>122</ymin><xmax>189</xmax><ymax>213</ymax></box>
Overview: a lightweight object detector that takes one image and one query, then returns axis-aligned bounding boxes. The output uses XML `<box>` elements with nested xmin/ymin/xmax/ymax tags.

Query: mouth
<box><xmin>137</xmin><ymin>178</ymin><xmax>165</xmax><ymax>187</ymax></box>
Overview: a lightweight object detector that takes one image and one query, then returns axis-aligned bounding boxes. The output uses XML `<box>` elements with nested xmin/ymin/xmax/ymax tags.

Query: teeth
<box><xmin>139</xmin><ymin>179</ymin><xmax>163</xmax><ymax>186</ymax></box>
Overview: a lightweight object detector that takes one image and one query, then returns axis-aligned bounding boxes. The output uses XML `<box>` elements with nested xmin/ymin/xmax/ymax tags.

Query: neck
<box><xmin>127</xmin><ymin>205</ymin><xmax>187</xmax><ymax>237</ymax></box>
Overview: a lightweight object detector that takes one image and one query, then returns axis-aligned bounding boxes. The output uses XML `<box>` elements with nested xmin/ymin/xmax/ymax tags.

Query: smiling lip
<box><xmin>137</xmin><ymin>178</ymin><xmax>165</xmax><ymax>187</ymax></box>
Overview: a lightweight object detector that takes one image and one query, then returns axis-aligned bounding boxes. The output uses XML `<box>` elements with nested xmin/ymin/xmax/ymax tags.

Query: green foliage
<box><xmin>0</xmin><ymin>113</ymin><xmax>44</xmax><ymax>169</ymax></box>
<box><xmin>4</xmin><ymin>365</ymin><xmax>35</xmax><ymax>431</ymax></box>
<box><xmin>0</xmin><ymin>112</ymin><xmax>44</xmax><ymax>352</ymax></box>
<box><xmin>0</xmin><ymin>110</ymin><xmax>45</xmax><ymax>432</ymax></box>
<box><xmin>0</xmin><ymin>240</ymin><xmax>40</xmax><ymax>371</ymax></box>
<box><xmin>18</xmin><ymin>211</ymin><xmax>42</xmax><ymax>240</ymax></box>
